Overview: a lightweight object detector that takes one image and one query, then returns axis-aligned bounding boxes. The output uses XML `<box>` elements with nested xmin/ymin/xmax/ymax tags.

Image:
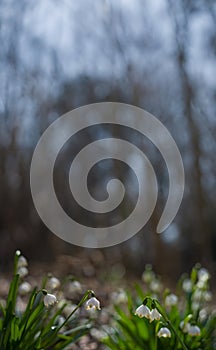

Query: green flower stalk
<box><xmin>153</xmin><ymin>299</ymin><xmax>188</xmax><ymax>350</ymax></box>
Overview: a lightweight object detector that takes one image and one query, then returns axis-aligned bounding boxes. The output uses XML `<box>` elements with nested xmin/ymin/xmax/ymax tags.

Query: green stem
<box><xmin>154</xmin><ymin>299</ymin><xmax>188</xmax><ymax>350</ymax></box>
<box><xmin>41</xmin><ymin>289</ymin><xmax>95</xmax><ymax>348</ymax></box>
<box><xmin>154</xmin><ymin>322</ymin><xmax>160</xmax><ymax>350</ymax></box>
<box><xmin>14</xmin><ymin>250</ymin><xmax>21</xmax><ymax>275</ymax></box>
<box><xmin>57</xmin><ymin>290</ymin><xmax>95</xmax><ymax>332</ymax></box>
<box><xmin>19</xmin><ymin>289</ymin><xmax>39</xmax><ymax>341</ymax></box>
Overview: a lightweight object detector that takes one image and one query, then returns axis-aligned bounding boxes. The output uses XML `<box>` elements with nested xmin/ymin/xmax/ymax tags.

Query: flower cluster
<box><xmin>2</xmin><ymin>250</ymin><xmax>215</xmax><ymax>350</ymax></box>
<box><xmin>145</xmin><ymin>267</ymin><xmax>210</xmax><ymax>343</ymax></box>
<box><xmin>165</xmin><ymin>293</ymin><xmax>178</xmax><ymax>307</ymax></box>
<box><xmin>135</xmin><ymin>302</ymin><xmax>172</xmax><ymax>338</ymax></box>
<box><xmin>180</xmin><ymin>320</ymin><xmax>201</xmax><ymax>337</ymax></box>
<box><xmin>142</xmin><ymin>264</ymin><xmax>162</xmax><ymax>294</ymax></box>
<box><xmin>17</xmin><ymin>253</ymin><xmax>28</xmax><ymax>278</ymax></box>
<box><xmin>0</xmin><ymin>251</ymin><xmax>102</xmax><ymax>350</ymax></box>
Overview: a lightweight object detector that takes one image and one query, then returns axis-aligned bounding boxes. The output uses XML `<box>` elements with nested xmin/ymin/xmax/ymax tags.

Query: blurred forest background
<box><xmin>0</xmin><ymin>0</ymin><xmax>216</xmax><ymax>279</ymax></box>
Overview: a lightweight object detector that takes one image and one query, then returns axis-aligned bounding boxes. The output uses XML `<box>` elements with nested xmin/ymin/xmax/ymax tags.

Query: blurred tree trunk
<box><xmin>168</xmin><ymin>0</ymin><xmax>212</xmax><ymax>265</ymax></box>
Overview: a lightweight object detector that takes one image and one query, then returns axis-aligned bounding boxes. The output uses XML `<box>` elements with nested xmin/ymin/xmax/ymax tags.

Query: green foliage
<box><xmin>102</xmin><ymin>265</ymin><xmax>216</xmax><ymax>350</ymax></box>
<box><xmin>0</xmin><ymin>251</ymin><xmax>94</xmax><ymax>350</ymax></box>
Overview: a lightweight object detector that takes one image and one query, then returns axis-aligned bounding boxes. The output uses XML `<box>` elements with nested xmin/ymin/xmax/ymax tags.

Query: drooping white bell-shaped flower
<box><xmin>157</xmin><ymin>327</ymin><xmax>171</xmax><ymax>338</ymax></box>
<box><xmin>85</xmin><ymin>297</ymin><xmax>101</xmax><ymax>310</ymax></box>
<box><xmin>135</xmin><ymin>304</ymin><xmax>151</xmax><ymax>319</ymax></box>
<box><xmin>44</xmin><ymin>293</ymin><xmax>57</xmax><ymax>307</ymax></box>
<box><xmin>165</xmin><ymin>293</ymin><xmax>178</xmax><ymax>307</ymax></box>
<box><xmin>149</xmin><ymin>308</ymin><xmax>161</xmax><ymax>322</ymax></box>
<box><xmin>188</xmin><ymin>325</ymin><xmax>201</xmax><ymax>337</ymax></box>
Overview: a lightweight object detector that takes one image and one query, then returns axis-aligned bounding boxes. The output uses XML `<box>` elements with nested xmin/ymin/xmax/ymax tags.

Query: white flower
<box><xmin>198</xmin><ymin>268</ymin><xmax>209</xmax><ymax>283</ymax></box>
<box><xmin>182</xmin><ymin>279</ymin><xmax>192</xmax><ymax>293</ymax></box>
<box><xmin>193</xmin><ymin>289</ymin><xmax>202</xmax><ymax>302</ymax></box>
<box><xmin>203</xmin><ymin>291</ymin><xmax>212</xmax><ymax>302</ymax></box>
<box><xmin>142</xmin><ymin>266</ymin><xmax>155</xmax><ymax>283</ymax></box>
<box><xmin>18</xmin><ymin>255</ymin><xmax>28</xmax><ymax>268</ymax></box>
<box><xmin>85</xmin><ymin>297</ymin><xmax>101</xmax><ymax>310</ymax></box>
<box><xmin>149</xmin><ymin>308</ymin><xmax>161</xmax><ymax>322</ymax></box>
<box><xmin>135</xmin><ymin>304</ymin><xmax>151</xmax><ymax>319</ymax></box>
<box><xmin>44</xmin><ymin>293</ymin><xmax>57</xmax><ymax>307</ymax></box>
<box><xmin>68</xmin><ymin>281</ymin><xmax>82</xmax><ymax>294</ymax></box>
<box><xmin>149</xmin><ymin>280</ymin><xmax>162</xmax><ymax>293</ymax></box>
<box><xmin>18</xmin><ymin>282</ymin><xmax>31</xmax><ymax>295</ymax></box>
<box><xmin>47</xmin><ymin>277</ymin><xmax>60</xmax><ymax>290</ymax></box>
<box><xmin>165</xmin><ymin>294</ymin><xmax>178</xmax><ymax>307</ymax></box>
<box><xmin>180</xmin><ymin>321</ymin><xmax>191</xmax><ymax>333</ymax></box>
<box><xmin>157</xmin><ymin>327</ymin><xmax>171</xmax><ymax>338</ymax></box>
<box><xmin>18</xmin><ymin>267</ymin><xmax>28</xmax><ymax>278</ymax></box>
<box><xmin>192</xmin><ymin>301</ymin><xmax>200</xmax><ymax>311</ymax></box>
<box><xmin>199</xmin><ymin>308</ymin><xmax>208</xmax><ymax>322</ymax></box>
<box><xmin>111</xmin><ymin>289</ymin><xmax>127</xmax><ymax>304</ymax></box>
<box><xmin>196</xmin><ymin>279</ymin><xmax>206</xmax><ymax>289</ymax></box>
<box><xmin>188</xmin><ymin>325</ymin><xmax>201</xmax><ymax>336</ymax></box>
